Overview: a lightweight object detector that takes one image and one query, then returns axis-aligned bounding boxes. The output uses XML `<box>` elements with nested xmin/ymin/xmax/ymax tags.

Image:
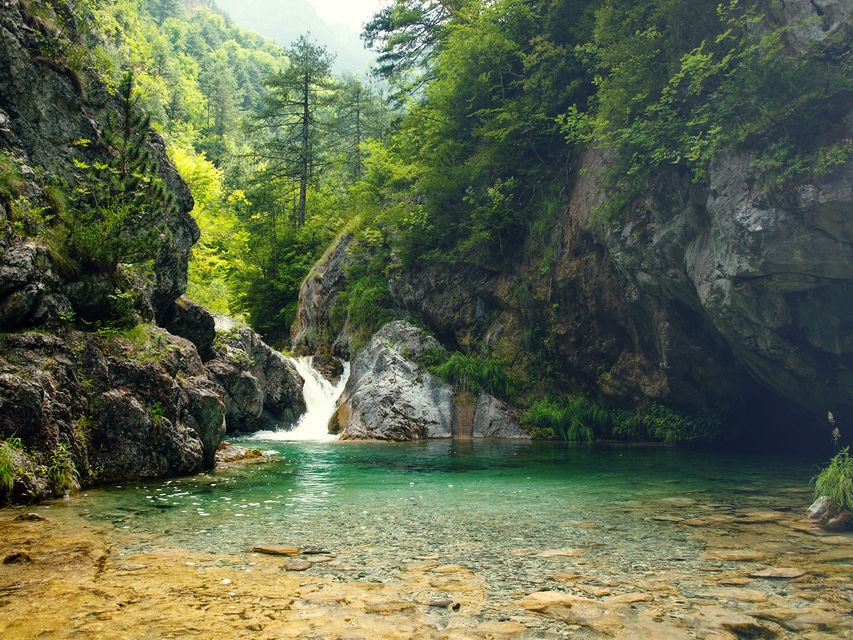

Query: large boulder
<box><xmin>0</xmin><ymin>328</ymin><xmax>227</xmax><ymax>501</ymax></box>
<box><xmin>331</xmin><ymin>321</ymin><xmax>455</xmax><ymax>441</ymax></box>
<box><xmin>207</xmin><ymin>325</ymin><xmax>305</xmax><ymax>433</ymax></box>
<box><xmin>159</xmin><ymin>296</ymin><xmax>217</xmax><ymax>361</ymax></box>
<box><xmin>472</xmin><ymin>393</ymin><xmax>528</xmax><ymax>439</ymax></box>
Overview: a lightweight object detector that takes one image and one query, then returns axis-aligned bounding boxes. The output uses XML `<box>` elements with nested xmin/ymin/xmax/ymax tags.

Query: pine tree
<box><xmin>252</xmin><ymin>35</ymin><xmax>335</xmax><ymax>228</ymax></box>
<box><xmin>67</xmin><ymin>70</ymin><xmax>173</xmax><ymax>271</ymax></box>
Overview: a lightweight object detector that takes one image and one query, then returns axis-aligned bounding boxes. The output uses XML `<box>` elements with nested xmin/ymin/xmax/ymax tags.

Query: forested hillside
<box><xmin>2</xmin><ymin>0</ymin><xmax>851</xmax><ymax>447</ymax></box>
<box><xmin>33</xmin><ymin>0</ymin><xmax>391</xmax><ymax>342</ymax></box>
<box><xmin>302</xmin><ymin>0</ymin><xmax>851</xmax><ymax>443</ymax></box>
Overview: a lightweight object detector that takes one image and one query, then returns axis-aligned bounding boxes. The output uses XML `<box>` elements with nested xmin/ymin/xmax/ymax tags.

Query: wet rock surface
<box><xmin>206</xmin><ymin>325</ymin><xmax>305</xmax><ymax>434</ymax></box>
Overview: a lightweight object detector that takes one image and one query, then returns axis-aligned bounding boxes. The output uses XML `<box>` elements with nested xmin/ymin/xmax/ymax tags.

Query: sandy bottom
<box><xmin>1</xmin><ymin>502</ymin><xmax>852</xmax><ymax>639</ymax></box>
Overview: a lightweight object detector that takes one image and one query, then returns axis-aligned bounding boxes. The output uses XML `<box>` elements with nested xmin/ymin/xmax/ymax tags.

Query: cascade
<box><xmin>252</xmin><ymin>356</ymin><xmax>350</xmax><ymax>441</ymax></box>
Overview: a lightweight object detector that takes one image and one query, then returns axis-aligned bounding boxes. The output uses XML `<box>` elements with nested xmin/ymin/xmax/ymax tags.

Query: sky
<box><xmin>216</xmin><ymin>0</ymin><xmax>387</xmax><ymax>74</ymax></box>
<box><xmin>305</xmin><ymin>0</ymin><xmax>387</xmax><ymax>32</ymax></box>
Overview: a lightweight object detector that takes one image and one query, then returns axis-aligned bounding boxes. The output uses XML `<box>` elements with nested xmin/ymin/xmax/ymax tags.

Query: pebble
<box><xmin>281</xmin><ymin>559</ymin><xmax>313</xmax><ymax>571</ymax></box>
<box><xmin>605</xmin><ymin>592</ymin><xmax>654</xmax><ymax>604</ymax></box>
<box><xmin>252</xmin><ymin>545</ymin><xmax>302</xmax><ymax>556</ymax></box>
<box><xmin>701</xmin><ymin>587</ymin><xmax>770</xmax><ymax>603</ymax></box>
<box><xmin>427</xmin><ymin>598</ymin><xmax>454</xmax><ymax>608</ymax></box>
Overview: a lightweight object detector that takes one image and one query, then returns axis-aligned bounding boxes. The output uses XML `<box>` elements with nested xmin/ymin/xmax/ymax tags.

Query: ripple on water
<box><xmin>58</xmin><ymin>440</ymin><xmax>853</xmax><ymax>637</ymax></box>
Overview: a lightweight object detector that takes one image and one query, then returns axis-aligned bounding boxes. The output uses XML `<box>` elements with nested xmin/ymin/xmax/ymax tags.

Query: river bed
<box><xmin>1</xmin><ymin>440</ymin><xmax>852</xmax><ymax>638</ymax></box>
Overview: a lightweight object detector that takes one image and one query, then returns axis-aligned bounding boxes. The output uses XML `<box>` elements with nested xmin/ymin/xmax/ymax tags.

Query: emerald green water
<box><xmin>58</xmin><ymin>440</ymin><xmax>826</xmax><ymax>600</ymax></box>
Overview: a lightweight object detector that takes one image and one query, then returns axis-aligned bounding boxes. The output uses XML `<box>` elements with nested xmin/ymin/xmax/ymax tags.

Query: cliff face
<box><xmin>383</xmin><ymin>143</ymin><xmax>852</xmax><ymax>428</ymax></box>
<box><xmin>294</xmin><ymin>2</ymin><xmax>851</xmax><ymax>437</ymax></box>
<box><xmin>0</xmin><ymin>2</ymin><xmax>304</xmax><ymax>503</ymax></box>
<box><xmin>603</xmin><ymin>146</ymin><xmax>853</xmax><ymax>418</ymax></box>
<box><xmin>0</xmin><ymin>0</ymin><xmax>197</xmax><ymax>327</ymax></box>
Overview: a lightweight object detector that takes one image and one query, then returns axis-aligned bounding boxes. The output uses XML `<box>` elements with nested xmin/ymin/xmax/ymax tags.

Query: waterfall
<box><xmin>251</xmin><ymin>356</ymin><xmax>349</xmax><ymax>441</ymax></box>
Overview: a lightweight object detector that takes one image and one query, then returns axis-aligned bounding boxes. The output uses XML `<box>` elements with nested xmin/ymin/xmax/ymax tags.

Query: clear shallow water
<box><xmin>63</xmin><ymin>441</ymin><xmax>826</xmax><ymax>601</ymax></box>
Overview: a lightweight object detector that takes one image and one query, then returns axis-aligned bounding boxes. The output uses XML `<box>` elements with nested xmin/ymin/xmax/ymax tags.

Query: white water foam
<box><xmin>250</xmin><ymin>356</ymin><xmax>350</xmax><ymax>442</ymax></box>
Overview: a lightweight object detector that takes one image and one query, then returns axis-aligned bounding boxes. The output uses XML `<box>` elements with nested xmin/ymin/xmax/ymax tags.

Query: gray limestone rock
<box><xmin>332</xmin><ymin>321</ymin><xmax>455</xmax><ymax>441</ymax></box>
<box><xmin>291</xmin><ymin>234</ymin><xmax>353</xmax><ymax>357</ymax></box>
<box><xmin>207</xmin><ymin>325</ymin><xmax>305</xmax><ymax>433</ymax></box>
<box><xmin>472</xmin><ymin>392</ymin><xmax>528</xmax><ymax>439</ymax></box>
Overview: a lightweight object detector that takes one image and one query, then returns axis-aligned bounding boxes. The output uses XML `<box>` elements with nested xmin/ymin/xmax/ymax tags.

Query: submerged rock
<box><xmin>253</xmin><ymin>545</ymin><xmax>303</xmax><ymax>556</ymax></box>
<box><xmin>214</xmin><ymin>442</ymin><xmax>265</xmax><ymax>464</ymax></box>
<box><xmin>281</xmin><ymin>558</ymin><xmax>313</xmax><ymax>571</ymax></box>
<box><xmin>331</xmin><ymin>321</ymin><xmax>454</xmax><ymax>441</ymax></box>
<box><xmin>748</xmin><ymin>567</ymin><xmax>808</xmax><ymax>579</ymax></box>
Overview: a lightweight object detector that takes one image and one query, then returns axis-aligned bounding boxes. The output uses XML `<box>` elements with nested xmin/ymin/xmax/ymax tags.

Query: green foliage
<box><xmin>641</xmin><ymin>402</ymin><xmax>721</xmax><ymax>444</ymax></box>
<box><xmin>0</xmin><ymin>152</ymin><xmax>59</xmax><ymax>238</ymax></box>
<box><xmin>251</xmin><ymin>35</ymin><xmax>336</xmax><ymax>228</ymax></box>
<box><xmin>581</xmin><ymin>0</ymin><xmax>852</xmax><ymax>218</ymax></box>
<box><xmin>65</xmin><ymin>71</ymin><xmax>173</xmax><ymax>272</ymax></box>
<box><xmin>354</xmin><ymin>0</ymin><xmax>598</xmax><ymax>268</ymax></box>
<box><xmin>35</xmin><ymin>0</ymin><xmax>391</xmax><ymax>342</ymax></box>
<box><xmin>74</xmin><ymin>414</ymin><xmax>96</xmax><ymax>445</ymax></box>
<box><xmin>330</xmin><ymin>254</ymin><xmax>398</xmax><ymax>353</ymax></box>
<box><xmin>362</xmin><ymin>0</ymin><xmax>459</xmax><ymax>102</ymax></box>
<box><xmin>0</xmin><ymin>437</ymin><xmax>24</xmax><ymax>505</ymax></box>
<box><xmin>414</xmin><ymin>347</ymin><xmax>449</xmax><ymax>369</ymax></box>
<box><xmin>47</xmin><ymin>443</ymin><xmax>78</xmax><ymax>496</ymax></box>
<box><xmin>430</xmin><ymin>352</ymin><xmax>513</xmax><ymax>399</ymax></box>
<box><xmin>521</xmin><ymin>398</ymin><xmax>602</xmax><ymax>442</ymax></box>
<box><xmin>520</xmin><ymin>396</ymin><xmax>720</xmax><ymax>444</ymax></box>
<box><xmin>149</xmin><ymin>401</ymin><xmax>165</xmax><ymax>429</ymax></box>
<box><xmin>813</xmin><ymin>448</ymin><xmax>853</xmax><ymax>513</ymax></box>
<box><xmin>170</xmin><ymin>145</ymin><xmax>248</xmax><ymax>315</ymax></box>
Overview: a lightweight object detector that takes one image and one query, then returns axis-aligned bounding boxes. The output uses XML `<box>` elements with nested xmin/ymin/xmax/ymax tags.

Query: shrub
<box><xmin>813</xmin><ymin>447</ymin><xmax>853</xmax><ymax>513</ymax></box>
<box><xmin>47</xmin><ymin>443</ymin><xmax>78</xmax><ymax>496</ymax></box>
<box><xmin>431</xmin><ymin>352</ymin><xmax>512</xmax><ymax>399</ymax></box>
<box><xmin>641</xmin><ymin>402</ymin><xmax>721</xmax><ymax>444</ymax></box>
<box><xmin>0</xmin><ymin>437</ymin><xmax>24</xmax><ymax>504</ymax></box>
<box><xmin>521</xmin><ymin>397</ymin><xmax>603</xmax><ymax>442</ymax></box>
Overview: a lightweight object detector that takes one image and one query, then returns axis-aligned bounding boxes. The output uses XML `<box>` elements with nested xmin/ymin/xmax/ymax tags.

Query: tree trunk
<box><xmin>298</xmin><ymin>71</ymin><xmax>310</xmax><ymax>228</ymax></box>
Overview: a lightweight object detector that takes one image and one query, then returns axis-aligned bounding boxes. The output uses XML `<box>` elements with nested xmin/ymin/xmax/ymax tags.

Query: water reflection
<box><xmin>64</xmin><ymin>440</ymin><xmax>825</xmax><ymax>592</ymax></box>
